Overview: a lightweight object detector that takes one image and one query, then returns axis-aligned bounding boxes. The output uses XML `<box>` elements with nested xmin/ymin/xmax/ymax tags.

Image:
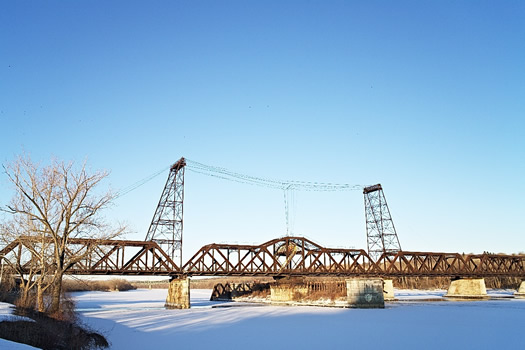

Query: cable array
<box><xmin>185</xmin><ymin>159</ymin><xmax>361</xmax><ymax>236</ymax></box>
<box><xmin>185</xmin><ymin>159</ymin><xmax>362</xmax><ymax>192</ymax></box>
<box><xmin>115</xmin><ymin>165</ymin><xmax>171</xmax><ymax>199</ymax></box>
<box><xmin>113</xmin><ymin>159</ymin><xmax>361</xmax><ymax>236</ymax></box>
<box><xmin>283</xmin><ymin>184</ymin><xmax>296</xmax><ymax>235</ymax></box>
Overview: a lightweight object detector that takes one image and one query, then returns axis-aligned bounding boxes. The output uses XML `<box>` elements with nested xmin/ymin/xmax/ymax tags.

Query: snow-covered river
<box><xmin>72</xmin><ymin>289</ymin><xmax>523</xmax><ymax>349</ymax></box>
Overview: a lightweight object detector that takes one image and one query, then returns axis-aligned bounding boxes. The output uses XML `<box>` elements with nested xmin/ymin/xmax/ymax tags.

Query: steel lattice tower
<box><xmin>364</xmin><ymin>184</ymin><xmax>401</xmax><ymax>260</ymax></box>
<box><xmin>145</xmin><ymin>157</ymin><xmax>186</xmax><ymax>268</ymax></box>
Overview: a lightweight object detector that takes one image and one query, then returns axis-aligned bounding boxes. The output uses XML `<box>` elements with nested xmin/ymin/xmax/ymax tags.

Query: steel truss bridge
<box><xmin>2</xmin><ymin>236</ymin><xmax>524</xmax><ymax>278</ymax></box>
<box><xmin>1</xmin><ymin>157</ymin><xmax>524</xmax><ymax>279</ymax></box>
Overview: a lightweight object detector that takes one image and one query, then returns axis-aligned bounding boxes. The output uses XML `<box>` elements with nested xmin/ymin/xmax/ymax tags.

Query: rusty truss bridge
<box><xmin>2</xmin><ymin>235</ymin><xmax>524</xmax><ymax>279</ymax></box>
<box><xmin>1</xmin><ymin>158</ymin><xmax>524</xmax><ymax>279</ymax></box>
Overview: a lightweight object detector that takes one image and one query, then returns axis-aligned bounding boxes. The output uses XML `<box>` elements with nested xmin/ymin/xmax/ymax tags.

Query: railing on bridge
<box><xmin>1</xmin><ymin>236</ymin><xmax>524</xmax><ymax>278</ymax></box>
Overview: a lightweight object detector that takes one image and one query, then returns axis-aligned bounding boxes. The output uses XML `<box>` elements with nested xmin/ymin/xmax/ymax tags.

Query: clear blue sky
<box><xmin>1</xmin><ymin>1</ymin><xmax>524</xmax><ymax>258</ymax></box>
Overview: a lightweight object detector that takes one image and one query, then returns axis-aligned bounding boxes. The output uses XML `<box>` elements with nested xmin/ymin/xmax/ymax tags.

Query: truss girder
<box><xmin>183</xmin><ymin>237</ymin><xmax>525</xmax><ymax>278</ymax></box>
<box><xmin>2</xmin><ymin>236</ymin><xmax>524</xmax><ymax>278</ymax></box>
<box><xmin>1</xmin><ymin>237</ymin><xmax>180</xmax><ymax>276</ymax></box>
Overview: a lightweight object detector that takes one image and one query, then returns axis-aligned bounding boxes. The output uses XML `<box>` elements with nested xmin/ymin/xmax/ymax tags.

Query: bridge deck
<box><xmin>1</xmin><ymin>236</ymin><xmax>524</xmax><ymax>278</ymax></box>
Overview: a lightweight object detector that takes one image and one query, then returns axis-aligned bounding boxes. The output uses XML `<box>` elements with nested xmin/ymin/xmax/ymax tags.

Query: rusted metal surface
<box><xmin>364</xmin><ymin>184</ymin><xmax>402</xmax><ymax>260</ymax></box>
<box><xmin>0</xmin><ymin>236</ymin><xmax>180</xmax><ymax>275</ymax></box>
<box><xmin>183</xmin><ymin>236</ymin><xmax>372</xmax><ymax>277</ymax></box>
<box><xmin>145</xmin><ymin>157</ymin><xmax>186</xmax><ymax>268</ymax></box>
<box><xmin>2</xmin><ymin>235</ymin><xmax>524</xmax><ymax>277</ymax></box>
<box><xmin>183</xmin><ymin>236</ymin><xmax>525</xmax><ymax>278</ymax></box>
<box><xmin>375</xmin><ymin>251</ymin><xmax>525</xmax><ymax>277</ymax></box>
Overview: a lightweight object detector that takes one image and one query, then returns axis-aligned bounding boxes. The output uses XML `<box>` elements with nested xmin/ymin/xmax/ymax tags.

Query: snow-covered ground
<box><xmin>0</xmin><ymin>303</ymin><xmax>39</xmax><ymax>350</ymax></box>
<box><xmin>73</xmin><ymin>288</ymin><xmax>525</xmax><ymax>350</ymax></box>
<box><xmin>0</xmin><ymin>302</ymin><xmax>34</xmax><ymax>323</ymax></box>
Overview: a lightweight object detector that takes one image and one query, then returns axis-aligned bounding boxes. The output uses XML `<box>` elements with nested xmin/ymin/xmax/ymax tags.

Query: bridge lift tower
<box><xmin>144</xmin><ymin>159</ymin><xmax>401</xmax><ymax>266</ymax></box>
<box><xmin>145</xmin><ymin>157</ymin><xmax>186</xmax><ymax>268</ymax></box>
<box><xmin>363</xmin><ymin>184</ymin><xmax>402</xmax><ymax>261</ymax></box>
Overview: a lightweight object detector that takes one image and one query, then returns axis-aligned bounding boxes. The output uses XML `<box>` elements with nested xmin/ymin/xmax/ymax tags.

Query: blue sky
<box><xmin>1</xmin><ymin>1</ymin><xmax>524</xmax><ymax>258</ymax></box>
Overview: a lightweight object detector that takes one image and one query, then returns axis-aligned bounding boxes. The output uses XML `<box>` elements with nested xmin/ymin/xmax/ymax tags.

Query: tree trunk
<box><xmin>18</xmin><ymin>285</ymin><xmax>33</xmax><ymax>309</ymax></box>
<box><xmin>37</xmin><ymin>281</ymin><xmax>45</xmax><ymax>312</ymax></box>
<box><xmin>49</xmin><ymin>271</ymin><xmax>63</xmax><ymax>313</ymax></box>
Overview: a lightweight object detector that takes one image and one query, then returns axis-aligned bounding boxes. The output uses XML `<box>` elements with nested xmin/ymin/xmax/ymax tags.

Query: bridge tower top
<box><xmin>146</xmin><ymin>157</ymin><xmax>186</xmax><ymax>267</ymax></box>
<box><xmin>363</xmin><ymin>184</ymin><xmax>402</xmax><ymax>260</ymax></box>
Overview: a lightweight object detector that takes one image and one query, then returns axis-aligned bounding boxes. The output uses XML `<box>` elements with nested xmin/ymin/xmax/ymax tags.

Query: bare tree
<box><xmin>1</xmin><ymin>216</ymin><xmax>57</xmax><ymax>311</ymax></box>
<box><xmin>2</xmin><ymin>155</ymin><xmax>125</xmax><ymax>313</ymax></box>
<box><xmin>0</xmin><ymin>219</ymin><xmax>42</xmax><ymax>308</ymax></box>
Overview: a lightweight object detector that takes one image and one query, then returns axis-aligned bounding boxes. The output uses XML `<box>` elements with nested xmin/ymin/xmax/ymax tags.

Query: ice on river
<box><xmin>74</xmin><ymin>288</ymin><xmax>525</xmax><ymax>350</ymax></box>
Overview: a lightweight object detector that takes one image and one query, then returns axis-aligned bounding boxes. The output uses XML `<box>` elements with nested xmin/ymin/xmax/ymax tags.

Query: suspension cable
<box><xmin>114</xmin><ymin>165</ymin><xmax>171</xmax><ymax>199</ymax></box>
<box><xmin>185</xmin><ymin>159</ymin><xmax>362</xmax><ymax>192</ymax></box>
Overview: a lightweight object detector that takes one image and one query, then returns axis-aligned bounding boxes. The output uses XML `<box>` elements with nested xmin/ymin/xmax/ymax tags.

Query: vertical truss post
<box><xmin>146</xmin><ymin>157</ymin><xmax>186</xmax><ymax>268</ymax></box>
<box><xmin>363</xmin><ymin>184</ymin><xmax>401</xmax><ymax>261</ymax></box>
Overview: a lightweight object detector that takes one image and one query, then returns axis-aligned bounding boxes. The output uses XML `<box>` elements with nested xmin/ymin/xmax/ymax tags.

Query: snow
<box><xmin>73</xmin><ymin>288</ymin><xmax>525</xmax><ymax>349</ymax></box>
<box><xmin>0</xmin><ymin>302</ymin><xmax>39</xmax><ymax>350</ymax></box>
<box><xmin>0</xmin><ymin>302</ymin><xmax>34</xmax><ymax>323</ymax></box>
<box><xmin>0</xmin><ymin>339</ymin><xmax>39</xmax><ymax>350</ymax></box>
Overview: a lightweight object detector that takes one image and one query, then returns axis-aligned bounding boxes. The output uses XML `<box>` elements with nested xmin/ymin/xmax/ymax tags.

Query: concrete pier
<box><xmin>346</xmin><ymin>279</ymin><xmax>385</xmax><ymax>308</ymax></box>
<box><xmin>383</xmin><ymin>279</ymin><xmax>395</xmax><ymax>301</ymax></box>
<box><xmin>515</xmin><ymin>281</ymin><xmax>525</xmax><ymax>298</ymax></box>
<box><xmin>445</xmin><ymin>278</ymin><xmax>488</xmax><ymax>299</ymax></box>
<box><xmin>165</xmin><ymin>278</ymin><xmax>190</xmax><ymax>309</ymax></box>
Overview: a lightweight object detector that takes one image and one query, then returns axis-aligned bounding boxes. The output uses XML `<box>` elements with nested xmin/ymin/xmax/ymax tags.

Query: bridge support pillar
<box><xmin>515</xmin><ymin>281</ymin><xmax>525</xmax><ymax>298</ymax></box>
<box><xmin>346</xmin><ymin>279</ymin><xmax>385</xmax><ymax>308</ymax></box>
<box><xmin>165</xmin><ymin>277</ymin><xmax>190</xmax><ymax>309</ymax></box>
<box><xmin>445</xmin><ymin>278</ymin><xmax>488</xmax><ymax>299</ymax></box>
<box><xmin>383</xmin><ymin>279</ymin><xmax>395</xmax><ymax>301</ymax></box>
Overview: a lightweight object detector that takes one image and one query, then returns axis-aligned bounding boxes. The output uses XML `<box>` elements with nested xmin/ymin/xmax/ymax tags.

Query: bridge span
<box><xmin>2</xmin><ymin>235</ymin><xmax>524</xmax><ymax>279</ymax></box>
<box><xmin>2</xmin><ymin>159</ymin><xmax>524</xmax><ymax>308</ymax></box>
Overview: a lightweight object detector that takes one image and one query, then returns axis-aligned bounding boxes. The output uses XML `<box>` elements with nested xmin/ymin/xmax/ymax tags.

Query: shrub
<box><xmin>2</xmin><ymin>307</ymin><xmax>108</xmax><ymax>349</ymax></box>
<box><xmin>63</xmin><ymin>279</ymin><xmax>136</xmax><ymax>292</ymax></box>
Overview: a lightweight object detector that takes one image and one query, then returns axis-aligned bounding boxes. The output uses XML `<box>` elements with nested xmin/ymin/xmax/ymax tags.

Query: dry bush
<box><xmin>0</xmin><ymin>270</ymin><xmax>18</xmax><ymax>304</ymax></box>
<box><xmin>250</xmin><ymin>288</ymin><xmax>270</xmax><ymax>298</ymax></box>
<box><xmin>249</xmin><ymin>283</ymin><xmax>271</xmax><ymax>297</ymax></box>
<box><xmin>307</xmin><ymin>290</ymin><xmax>340</xmax><ymax>301</ymax></box>
<box><xmin>96</xmin><ymin>279</ymin><xmax>135</xmax><ymax>292</ymax></box>
<box><xmin>14</xmin><ymin>295</ymin><xmax>34</xmax><ymax>309</ymax></box>
<box><xmin>0</xmin><ymin>279</ymin><xmax>109</xmax><ymax>349</ymax></box>
<box><xmin>63</xmin><ymin>279</ymin><xmax>136</xmax><ymax>292</ymax></box>
<box><xmin>62</xmin><ymin>279</ymin><xmax>93</xmax><ymax>292</ymax></box>
<box><xmin>48</xmin><ymin>293</ymin><xmax>77</xmax><ymax>323</ymax></box>
<box><xmin>485</xmin><ymin>277</ymin><xmax>522</xmax><ymax>289</ymax></box>
<box><xmin>306</xmin><ymin>283</ymin><xmax>346</xmax><ymax>301</ymax></box>
<box><xmin>131</xmin><ymin>281</ymin><xmax>170</xmax><ymax>289</ymax></box>
<box><xmin>0</xmin><ymin>270</ymin><xmax>16</xmax><ymax>292</ymax></box>
<box><xmin>393</xmin><ymin>276</ymin><xmax>523</xmax><ymax>290</ymax></box>
<box><xmin>2</xmin><ymin>307</ymin><xmax>108</xmax><ymax>349</ymax></box>
<box><xmin>292</xmin><ymin>291</ymin><xmax>305</xmax><ymax>301</ymax></box>
<box><xmin>131</xmin><ymin>277</ymin><xmax>276</xmax><ymax>290</ymax></box>
<box><xmin>394</xmin><ymin>277</ymin><xmax>450</xmax><ymax>290</ymax></box>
